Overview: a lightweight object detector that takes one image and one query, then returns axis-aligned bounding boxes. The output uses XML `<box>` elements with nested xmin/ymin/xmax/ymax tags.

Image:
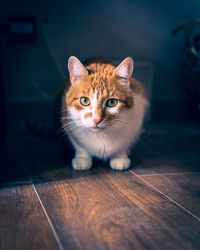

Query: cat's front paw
<box><xmin>72</xmin><ymin>157</ymin><xmax>92</xmax><ymax>170</ymax></box>
<box><xmin>110</xmin><ymin>157</ymin><xmax>131</xmax><ymax>170</ymax></box>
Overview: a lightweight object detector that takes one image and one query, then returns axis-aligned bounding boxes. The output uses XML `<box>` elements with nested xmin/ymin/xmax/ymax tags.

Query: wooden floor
<box><xmin>0</xmin><ymin>117</ymin><xmax>200</xmax><ymax>249</ymax></box>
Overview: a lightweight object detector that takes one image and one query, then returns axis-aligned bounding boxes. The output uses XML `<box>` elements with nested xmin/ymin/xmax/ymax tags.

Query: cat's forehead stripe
<box><xmin>94</xmin><ymin>88</ymin><xmax>99</xmax><ymax>97</ymax></box>
<box><xmin>92</xmin><ymin>89</ymin><xmax>99</xmax><ymax>116</ymax></box>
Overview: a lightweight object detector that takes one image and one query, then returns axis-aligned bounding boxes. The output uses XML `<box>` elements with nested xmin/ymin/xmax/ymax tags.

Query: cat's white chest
<box><xmin>78</xmin><ymin>131</ymin><xmax>123</xmax><ymax>158</ymax></box>
<box><xmin>68</xmin><ymin>93</ymin><xmax>148</xmax><ymax>159</ymax></box>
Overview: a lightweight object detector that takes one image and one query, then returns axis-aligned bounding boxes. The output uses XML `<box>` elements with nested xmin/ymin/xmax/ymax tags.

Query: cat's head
<box><xmin>65</xmin><ymin>56</ymin><xmax>134</xmax><ymax>131</ymax></box>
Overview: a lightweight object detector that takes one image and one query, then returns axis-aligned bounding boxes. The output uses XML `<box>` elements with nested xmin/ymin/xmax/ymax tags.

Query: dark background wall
<box><xmin>1</xmin><ymin>0</ymin><xmax>200</xmax><ymax>120</ymax></box>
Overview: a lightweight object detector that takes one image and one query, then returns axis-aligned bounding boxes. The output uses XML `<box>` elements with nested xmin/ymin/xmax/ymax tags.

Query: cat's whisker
<box><xmin>56</xmin><ymin>128</ymin><xmax>67</xmax><ymax>136</ymax></box>
<box><xmin>110</xmin><ymin>123</ymin><xmax>133</xmax><ymax>133</ymax></box>
<box><xmin>59</xmin><ymin>123</ymin><xmax>82</xmax><ymax>133</ymax></box>
<box><xmin>56</xmin><ymin>108</ymin><xmax>68</xmax><ymax>115</ymax></box>
<box><xmin>57</xmin><ymin>125</ymin><xmax>81</xmax><ymax>142</ymax></box>
<box><xmin>104</xmin><ymin>119</ymin><xmax>128</xmax><ymax>128</ymax></box>
<box><xmin>62</xmin><ymin>114</ymin><xmax>73</xmax><ymax>118</ymax></box>
<box><xmin>57</xmin><ymin>124</ymin><xmax>76</xmax><ymax>134</ymax></box>
<box><xmin>113</xmin><ymin>119</ymin><xmax>129</xmax><ymax>124</ymax></box>
<box><xmin>61</xmin><ymin>121</ymin><xmax>77</xmax><ymax>126</ymax></box>
<box><xmin>57</xmin><ymin>132</ymin><xmax>67</xmax><ymax>142</ymax></box>
<box><xmin>56</xmin><ymin>123</ymin><xmax>75</xmax><ymax>135</ymax></box>
<box><xmin>61</xmin><ymin>117</ymin><xmax>71</xmax><ymax>121</ymax></box>
<box><xmin>62</xmin><ymin>117</ymin><xmax>81</xmax><ymax>123</ymax></box>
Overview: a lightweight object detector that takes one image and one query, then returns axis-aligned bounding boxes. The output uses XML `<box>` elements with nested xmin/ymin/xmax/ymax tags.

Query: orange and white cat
<box><xmin>61</xmin><ymin>56</ymin><xmax>148</xmax><ymax>170</ymax></box>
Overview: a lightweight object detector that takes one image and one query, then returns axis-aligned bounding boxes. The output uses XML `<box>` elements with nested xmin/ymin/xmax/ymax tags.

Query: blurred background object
<box><xmin>172</xmin><ymin>19</ymin><xmax>200</xmax><ymax>118</ymax></box>
<box><xmin>6</xmin><ymin>15</ymin><xmax>37</xmax><ymax>42</ymax></box>
<box><xmin>0</xmin><ymin>39</ymin><xmax>6</xmax><ymax>153</ymax></box>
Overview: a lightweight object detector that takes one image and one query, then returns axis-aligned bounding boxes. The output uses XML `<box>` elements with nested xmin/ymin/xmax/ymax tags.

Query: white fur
<box><xmin>66</xmin><ymin>92</ymin><xmax>148</xmax><ymax>170</ymax></box>
<box><xmin>110</xmin><ymin>157</ymin><xmax>131</xmax><ymax>170</ymax></box>
<box><xmin>92</xmin><ymin>89</ymin><xmax>99</xmax><ymax>120</ymax></box>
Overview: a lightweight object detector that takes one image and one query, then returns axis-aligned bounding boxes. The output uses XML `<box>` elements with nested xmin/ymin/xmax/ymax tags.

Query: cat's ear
<box><xmin>68</xmin><ymin>56</ymin><xmax>88</xmax><ymax>85</ymax></box>
<box><xmin>114</xmin><ymin>57</ymin><xmax>134</xmax><ymax>85</ymax></box>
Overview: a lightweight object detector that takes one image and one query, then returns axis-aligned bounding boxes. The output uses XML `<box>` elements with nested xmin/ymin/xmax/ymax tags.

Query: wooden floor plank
<box><xmin>30</xmin><ymin>166</ymin><xmax>200</xmax><ymax>250</ymax></box>
<box><xmin>0</xmin><ymin>150</ymin><xmax>59</xmax><ymax>250</ymax></box>
<box><xmin>137</xmin><ymin>172</ymin><xmax>200</xmax><ymax>218</ymax></box>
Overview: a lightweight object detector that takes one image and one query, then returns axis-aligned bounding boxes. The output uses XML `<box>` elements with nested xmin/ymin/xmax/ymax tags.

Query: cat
<box><xmin>60</xmin><ymin>56</ymin><xmax>148</xmax><ymax>170</ymax></box>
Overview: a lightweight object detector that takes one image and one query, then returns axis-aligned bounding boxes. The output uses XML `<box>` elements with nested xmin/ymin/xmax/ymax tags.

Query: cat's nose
<box><xmin>93</xmin><ymin>117</ymin><xmax>102</xmax><ymax>125</ymax></box>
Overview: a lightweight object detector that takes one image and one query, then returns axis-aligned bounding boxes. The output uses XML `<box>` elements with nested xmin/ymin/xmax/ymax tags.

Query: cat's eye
<box><xmin>80</xmin><ymin>97</ymin><xmax>90</xmax><ymax>106</ymax></box>
<box><xmin>106</xmin><ymin>98</ymin><xmax>118</xmax><ymax>107</ymax></box>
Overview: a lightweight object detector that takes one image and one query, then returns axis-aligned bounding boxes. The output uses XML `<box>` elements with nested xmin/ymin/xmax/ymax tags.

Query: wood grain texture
<box><xmin>31</xmin><ymin>167</ymin><xmax>200</xmax><ymax>250</ymax></box>
<box><xmin>0</xmin><ymin>184</ymin><xmax>59</xmax><ymax>250</ymax></box>
<box><xmin>141</xmin><ymin>173</ymin><xmax>200</xmax><ymax>218</ymax></box>
<box><xmin>0</xmin><ymin>151</ymin><xmax>59</xmax><ymax>250</ymax></box>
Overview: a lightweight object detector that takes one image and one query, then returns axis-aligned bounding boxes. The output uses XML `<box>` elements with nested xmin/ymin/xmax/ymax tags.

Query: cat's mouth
<box><xmin>89</xmin><ymin>126</ymin><xmax>105</xmax><ymax>132</ymax></box>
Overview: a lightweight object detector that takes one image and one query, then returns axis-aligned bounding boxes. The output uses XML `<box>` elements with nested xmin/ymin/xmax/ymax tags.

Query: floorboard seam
<box><xmin>129</xmin><ymin>170</ymin><xmax>200</xmax><ymax>222</ymax></box>
<box><xmin>20</xmin><ymin>159</ymin><xmax>64</xmax><ymax>250</ymax></box>
<box><xmin>135</xmin><ymin>171</ymin><xmax>200</xmax><ymax>177</ymax></box>
<box><xmin>30</xmin><ymin>181</ymin><xmax>64</xmax><ymax>250</ymax></box>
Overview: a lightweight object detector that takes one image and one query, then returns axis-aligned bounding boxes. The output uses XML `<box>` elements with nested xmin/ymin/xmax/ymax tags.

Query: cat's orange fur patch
<box><xmin>84</xmin><ymin>112</ymin><xmax>92</xmax><ymax>119</ymax></box>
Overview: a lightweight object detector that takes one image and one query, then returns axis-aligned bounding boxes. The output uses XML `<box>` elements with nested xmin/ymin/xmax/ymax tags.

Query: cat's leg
<box><xmin>110</xmin><ymin>151</ymin><xmax>130</xmax><ymax>170</ymax></box>
<box><xmin>72</xmin><ymin>145</ymin><xmax>92</xmax><ymax>170</ymax></box>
